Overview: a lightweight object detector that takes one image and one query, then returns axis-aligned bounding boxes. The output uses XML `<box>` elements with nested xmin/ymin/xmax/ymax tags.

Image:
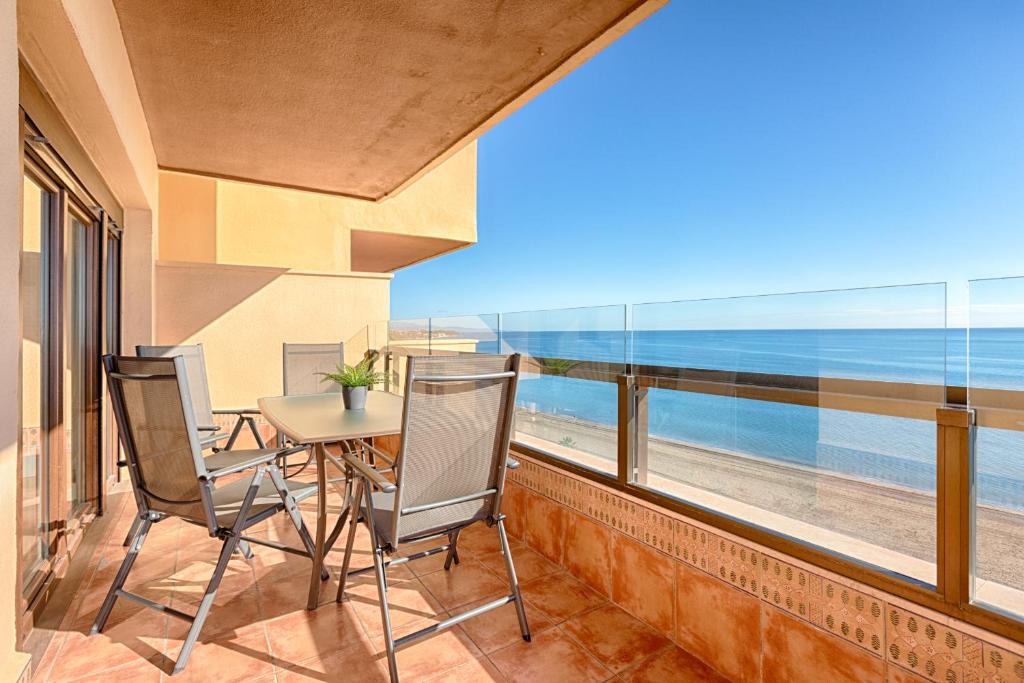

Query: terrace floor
<box><xmin>31</xmin><ymin>470</ymin><xmax>727</xmax><ymax>683</ymax></box>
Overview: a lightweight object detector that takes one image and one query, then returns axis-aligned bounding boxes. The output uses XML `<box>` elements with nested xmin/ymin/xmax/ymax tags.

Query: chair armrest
<box><xmin>341</xmin><ymin>452</ymin><xmax>396</xmax><ymax>493</ymax></box>
<box><xmin>353</xmin><ymin>438</ymin><xmax>395</xmax><ymax>466</ymax></box>
<box><xmin>506</xmin><ymin>457</ymin><xmax>520</xmax><ymax>470</ymax></box>
<box><xmin>212</xmin><ymin>408</ymin><xmax>261</xmax><ymax>415</ymax></box>
<box><xmin>203</xmin><ymin>449</ymin><xmax>279</xmax><ymax>480</ymax></box>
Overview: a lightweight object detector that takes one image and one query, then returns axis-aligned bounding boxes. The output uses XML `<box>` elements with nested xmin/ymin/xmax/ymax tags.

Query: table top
<box><xmin>257</xmin><ymin>391</ymin><xmax>404</xmax><ymax>444</ymax></box>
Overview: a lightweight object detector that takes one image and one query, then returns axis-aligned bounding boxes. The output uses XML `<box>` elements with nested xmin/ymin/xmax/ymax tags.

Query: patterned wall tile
<box><xmin>980</xmin><ymin>640</ymin><xmax>1024</xmax><ymax>683</ymax></box>
<box><xmin>822</xmin><ymin>578</ymin><xmax>885</xmax><ymax>656</ymax></box>
<box><xmin>515</xmin><ymin>454</ymin><xmax>1023</xmax><ymax>683</ymax></box>
<box><xmin>760</xmin><ymin>555</ymin><xmax>822</xmax><ymax>625</ymax></box>
<box><xmin>887</xmin><ymin>606</ymin><xmax>963</xmax><ymax>682</ymax></box>
<box><xmin>639</xmin><ymin>506</ymin><xmax>673</xmax><ymax>555</ymax></box>
<box><xmin>672</xmin><ymin>519</ymin><xmax>711</xmax><ymax>573</ymax></box>
<box><xmin>710</xmin><ymin>535</ymin><xmax>761</xmax><ymax>595</ymax></box>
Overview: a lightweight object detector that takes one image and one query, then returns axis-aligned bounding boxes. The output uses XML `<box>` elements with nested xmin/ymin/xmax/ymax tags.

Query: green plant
<box><xmin>538</xmin><ymin>357</ymin><xmax>579</xmax><ymax>376</ymax></box>
<box><xmin>320</xmin><ymin>358</ymin><xmax>385</xmax><ymax>388</ymax></box>
<box><xmin>558</xmin><ymin>436</ymin><xmax>577</xmax><ymax>448</ymax></box>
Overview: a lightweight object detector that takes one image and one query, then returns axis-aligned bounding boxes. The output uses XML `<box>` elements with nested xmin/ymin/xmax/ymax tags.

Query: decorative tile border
<box><xmin>507</xmin><ymin>455</ymin><xmax>1024</xmax><ymax>681</ymax></box>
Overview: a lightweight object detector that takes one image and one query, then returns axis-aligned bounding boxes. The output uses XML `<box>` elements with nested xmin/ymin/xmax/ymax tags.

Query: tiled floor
<box><xmin>32</xmin><ymin>474</ymin><xmax>728</xmax><ymax>682</ymax></box>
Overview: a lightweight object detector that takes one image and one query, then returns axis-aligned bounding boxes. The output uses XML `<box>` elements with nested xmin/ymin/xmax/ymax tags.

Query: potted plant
<box><xmin>320</xmin><ymin>357</ymin><xmax>385</xmax><ymax>410</ymax></box>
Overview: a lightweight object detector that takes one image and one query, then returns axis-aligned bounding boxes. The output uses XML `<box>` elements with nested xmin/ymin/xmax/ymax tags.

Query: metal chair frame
<box><xmin>137</xmin><ymin>343</ymin><xmax>266</xmax><ymax>450</ymax></box>
<box><xmin>278</xmin><ymin>342</ymin><xmax>345</xmax><ymax>478</ymax></box>
<box><xmin>94</xmin><ymin>355</ymin><xmax>326</xmax><ymax>675</ymax></box>
<box><xmin>335</xmin><ymin>354</ymin><xmax>529</xmax><ymax>683</ymax></box>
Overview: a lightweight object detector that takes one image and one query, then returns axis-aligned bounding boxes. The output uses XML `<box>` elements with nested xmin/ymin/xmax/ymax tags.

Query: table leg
<box><xmin>325</xmin><ymin>441</ymin><xmax>357</xmax><ymax>553</ymax></box>
<box><xmin>306</xmin><ymin>441</ymin><xmax>328</xmax><ymax>610</ymax></box>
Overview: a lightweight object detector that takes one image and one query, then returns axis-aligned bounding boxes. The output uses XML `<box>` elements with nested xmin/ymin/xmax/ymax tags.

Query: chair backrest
<box><xmin>282</xmin><ymin>342</ymin><xmax>345</xmax><ymax>396</ymax></box>
<box><xmin>103</xmin><ymin>355</ymin><xmax>209</xmax><ymax>524</ymax></box>
<box><xmin>137</xmin><ymin>344</ymin><xmax>215</xmax><ymax>428</ymax></box>
<box><xmin>390</xmin><ymin>353</ymin><xmax>520</xmax><ymax>546</ymax></box>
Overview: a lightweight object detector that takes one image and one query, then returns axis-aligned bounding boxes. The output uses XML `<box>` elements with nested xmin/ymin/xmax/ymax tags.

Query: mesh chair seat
<box><xmin>203</xmin><ymin>448</ymin><xmax>280</xmax><ymax>472</ymax></box>
<box><xmin>364</xmin><ymin>491</ymin><xmax>489</xmax><ymax>549</ymax></box>
<box><xmin>150</xmin><ymin>470</ymin><xmax>317</xmax><ymax>530</ymax></box>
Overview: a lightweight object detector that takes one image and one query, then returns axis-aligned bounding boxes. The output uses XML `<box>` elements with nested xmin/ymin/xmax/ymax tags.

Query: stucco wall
<box><xmin>2</xmin><ymin>0</ymin><xmax>31</xmax><ymax>677</ymax></box>
<box><xmin>154</xmin><ymin>262</ymin><xmax>391</xmax><ymax>408</ymax></box>
<box><xmin>157</xmin><ymin>142</ymin><xmax>477</xmax><ymax>275</ymax></box>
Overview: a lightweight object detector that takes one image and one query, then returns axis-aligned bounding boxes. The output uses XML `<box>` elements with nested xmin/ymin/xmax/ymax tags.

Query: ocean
<box><xmin>491</xmin><ymin>328</ymin><xmax>1024</xmax><ymax>509</ymax></box>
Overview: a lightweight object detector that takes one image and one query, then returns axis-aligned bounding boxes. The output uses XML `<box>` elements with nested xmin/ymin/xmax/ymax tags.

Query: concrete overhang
<box><xmin>112</xmin><ymin>0</ymin><xmax>666</xmax><ymax>202</ymax></box>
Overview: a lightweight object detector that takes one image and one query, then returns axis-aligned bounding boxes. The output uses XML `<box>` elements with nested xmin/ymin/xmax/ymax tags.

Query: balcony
<box><xmin>9</xmin><ymin>2</ymin><xmax>1024</xmax><ymax>682</ymax></box>
<box><xmin>26</xmin><ymin>280</ymin><xmax>1024</xmax><ymax>682</ymax></box>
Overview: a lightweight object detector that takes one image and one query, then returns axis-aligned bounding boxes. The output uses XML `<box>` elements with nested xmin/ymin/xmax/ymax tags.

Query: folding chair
<box><xmin>278</xmin><ymin>342</ymin><xmax>345</xmax><ymax>478</ymax></box>
<box><xmin>119</xmin><ymin>344</ymin><xmax>268</xmax><ymax>547</ymax></box>
<box><xmin>95</xmin><ymin>355</ymin><xmax>325</xmax><ymax>675</ymax></box>
<box><xmin>335</xmin><ymin>353</ymin><xmax>529</xmax><ymax>683</ymax></box>
<box><xmin>137</xmin><ymin>344</ymin><xmax>264</xmax><ymax>450</ymax></box>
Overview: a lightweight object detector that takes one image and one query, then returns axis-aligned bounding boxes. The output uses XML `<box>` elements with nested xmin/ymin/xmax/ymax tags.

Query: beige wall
<box><xmin>155</xmin><ymin>262</ymin><xmax>391</xmax><ymax>407</ymax></box>
<box><xmin>2</xmin><ymin>0</ymin><xmax>31</xmax><ymax>678</ymax></box>
<box><xmin>157</xmin><ymin>142</ymin><xmax>477</xmax><ymax>274</ymax></box>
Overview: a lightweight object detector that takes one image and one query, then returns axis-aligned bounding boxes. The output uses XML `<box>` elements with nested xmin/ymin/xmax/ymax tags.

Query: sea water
<box><xmin>492</xmin><ymin>328</ymin><xmax>1024</xmax><ymax>509</ymax></box>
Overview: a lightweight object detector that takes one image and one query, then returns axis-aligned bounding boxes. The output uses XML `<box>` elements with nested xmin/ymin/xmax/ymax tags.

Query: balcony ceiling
<box><xmin>112</xmin><ymin>0</ymin><xmax>663</xmax><ymax>201</ymax></box>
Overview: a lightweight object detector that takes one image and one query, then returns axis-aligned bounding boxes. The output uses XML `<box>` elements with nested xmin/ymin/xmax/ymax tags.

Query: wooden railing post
<box><xmin>936</xmin><ymin>406</ymin><xmax>975</xmax><ymax>608</ymax></box>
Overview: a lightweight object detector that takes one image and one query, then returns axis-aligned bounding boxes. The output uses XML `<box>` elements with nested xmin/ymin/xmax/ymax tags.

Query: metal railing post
<box><xmin>617</xmin><ymin>371</ymin><xmax>647</xmax><ymax>485</ymax></box>
<box><xmin>936</xmin><ymin>406</ymin><xmax>975</xmax><ymax>608</ymax></box>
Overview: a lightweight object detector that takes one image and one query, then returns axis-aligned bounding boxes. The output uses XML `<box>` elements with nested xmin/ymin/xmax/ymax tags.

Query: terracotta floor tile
<box><xmin>521</xmin><ymin>572</ymin><xmax>606</xmax><ymax>623</ymax></box>
<box><xmin>49</xmin><ymin>604</ymin><xmax>170</xmax><ymax>681</ymax></box>
<box><xmin>419</xmin><ymin>559</ymin><xmax>509</xmax><ymax>611</ymax></box>
<box><xmin>385</xmin><ymin>624</ymin><xmax>482</xmax><ymax>682</ymax></box>
<box><xmin>50</xmin><ymin>657</ymin><xmax>165</xmax><ymax>683</ymax></box>
<box><xmin>276</xmin><ymin>649</ymin><xmax>390</xmax><ymax>682</ymax></box>
<box><xmin>617</xmin><ymin>645</ymin><xmax>729</xmax><ymax>683</ymax></box>
<box><xmin>476</xmin><ymin>545</ymin><xmax>559</xmax><ymax>584</ymax></box>
<box><xmin>343</xmin><ymin>576</ymin><xmax>444</xmax><ymax>637</ymax></box>
<box><xmin>562</xmin><ymin>604</ymin><xmax>670</xmax><ymax>673</ymax></box>
<box><xmin>489</xmin><ymin>627</ymin><xmax>612</xmax><ymax>683</ymax></box>
<box><xmin>424</xmin><ymin>655</ymin><xmax>506</xmax><ymax>682</ymax></box>
<box><xmin>456</xmin><ymin>524</ymin><xmax>513</xmax><ymax>556</ymax></box>
<box><xmin>168</xmin><ymin>587</ymin><xmax>263</xmax><ymax>639</ymax></box>
<box><xmin>456</xmin><ymin>592</ymin><xmax>555</xmax><ymax>654</ymax></box>
<box><xmin>264</xmin><ymin>601</ymin><xmax>369</xmax><ymax>667</ymax></box>
<box><xmin>163</xmin><ymin>623</ymin><xmax>274</xmax><ymax>683</ymax></box>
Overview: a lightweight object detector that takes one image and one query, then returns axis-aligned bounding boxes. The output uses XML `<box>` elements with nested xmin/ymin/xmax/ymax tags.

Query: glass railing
<box><xmin>384</xmin><ymin>277</ymin><xmax>1024</xmax><ymax>623</ymax></box>
<box><xmin>502</xmin><ymin>305</ymin><xmax>627</xmax><ymax>476</ymax></box>
<box><xmin>968</xmin><ymin>276</ymin><xmax>1024</xmax><ymax>620</ymax></box>
<box><xmin>632</xmin><ymin>283</ymin><xmax>947</xmax><ymax>585</ymax></box>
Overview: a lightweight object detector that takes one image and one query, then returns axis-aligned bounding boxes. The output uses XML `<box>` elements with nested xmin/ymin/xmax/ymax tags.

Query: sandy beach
<box><xmin>515</xmin><ymin>410</ymin><xmax>1024</xmax><ymax>602</ymax></box>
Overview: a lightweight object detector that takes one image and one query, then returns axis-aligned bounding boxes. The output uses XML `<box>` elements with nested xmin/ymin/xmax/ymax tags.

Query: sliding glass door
<box><xmin>19</xmin><ymin>133</ymin><xmax>115</xmax><ymax>610</ymax></box>
<box><xmin>20</xmin><ymin>171</ymin><xmax>55</xmax><ymax>597</ymax></box>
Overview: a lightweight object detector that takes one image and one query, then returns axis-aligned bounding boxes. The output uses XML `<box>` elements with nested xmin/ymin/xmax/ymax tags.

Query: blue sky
<box><xmin>391</xmin><ymin>1</ymin><xmax>1024</xmax><ymax>327</ymax></box>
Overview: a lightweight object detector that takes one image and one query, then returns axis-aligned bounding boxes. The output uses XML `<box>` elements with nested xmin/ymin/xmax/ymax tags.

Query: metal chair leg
<box><xmin>270</xmin><ymin>466</ymin><xmax>330</xmax><ymax>581</ymax></box>
<box><xmin>121</xmin><ymin>514</ymin><xmax>143</xmax><ymax>547</ymax></box>
<box><xmin>93</xmin><ymin>517</ymin><xmax>153</xmax><ymax>634</ymax></box>
<box><xmin>172</xmin><ymin>533</ymin><xmax>241</xmax><ymax>675</ymax></box>
<box><xmin>497</xmin><ymin>519</ymin><xmax>531</xmax><ymax>642</ymax></box>
<box><xmin>336</xmin><ymin>480</ymin><xmax>365</xmax><ymax>603</ymax></box>
<box><xmin>372</xmin><ymin>545</ymin><xmax>400</xmax><ymax>683</ymax></box>
<box><xmin>235</xmin><ymin>539</ymin><xmax>254</xmax><ymax>560</ymax></box>
<box><xmin>443</xmin><ymin>529</ymin><xmax>461</xmax><ymax>570</ymax></box>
